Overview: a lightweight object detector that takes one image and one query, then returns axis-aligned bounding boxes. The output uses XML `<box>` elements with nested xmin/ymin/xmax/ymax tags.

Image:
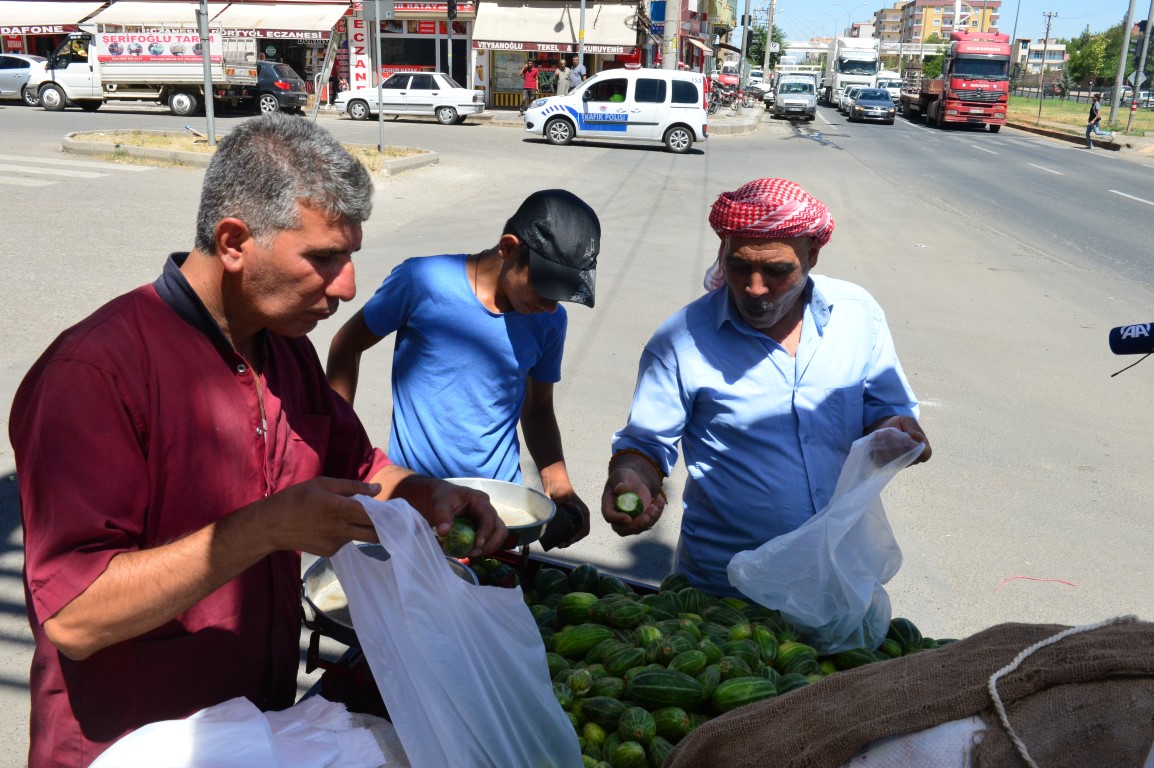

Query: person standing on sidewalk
<box><xmin>569</xmin><ymin>55</ymin><xmax>587</xmax><ymax>90</ymax></box>
<box><xmin>519</xmin><ymin>59</ymin><xmax>539</xmax><ymax>115</ymax></box>
<box><xmin>555</xmin><ymin>60</ymin><xmax>572</xmax><ymax>97</ymax></box>
<box><xmin>1086</xmin><ymin>93</ymin><xmax>1113</xmax><ymax>148</ymax></box>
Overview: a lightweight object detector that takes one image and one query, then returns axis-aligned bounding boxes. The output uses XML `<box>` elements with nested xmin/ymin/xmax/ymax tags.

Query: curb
<box><xmin>1004</xmin><ymin>120</ymin><xmax>1124</xmax><ymax>152</ymax></box>
<box><xmin>61</xmin><ymin>130</ymin><xmax>439</xmax><ymax>175</ymax></box>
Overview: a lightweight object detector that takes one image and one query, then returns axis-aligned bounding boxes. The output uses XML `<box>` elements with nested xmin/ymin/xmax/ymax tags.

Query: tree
<box><xmin>924</xmin><ymin>33</ymin><xmax>942</xmax><ymax>45</ymax></box>
<box><xmin>922</xmin><ymin>54</ymin><xmax>943</xmax><ymax>79</ymax></box>
<box><xmin>747</xmin><ymin>24</ymin><xmax>786</xmax><ymax>69</ymax></box>
<box><xmin>1067</xmin><ymin>34</ymin><xmax>1109</xmax><ymax>86</ymax></box>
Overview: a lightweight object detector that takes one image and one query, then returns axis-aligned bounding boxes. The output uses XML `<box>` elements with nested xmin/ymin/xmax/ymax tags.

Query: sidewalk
<box><xmin>1005</xmin><ymin>115</ymin><xmax>1154</xmax><ymax>157</ymax></box>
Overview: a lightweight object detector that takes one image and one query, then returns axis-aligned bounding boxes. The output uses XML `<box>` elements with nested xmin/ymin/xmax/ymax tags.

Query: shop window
<box><xmin>671</xmin><ymin>79</ymin><xmax>699</xmax><ymax>104</ymax></box>
<box><xmin>587</xmin><ymin>77</ymin><xmax>629</xmax><ymax>102</ymax></box>
<box><xmin>635</xmin><ymin>78</ymin><xmax>667</xmax><ymax>103</ymax></box>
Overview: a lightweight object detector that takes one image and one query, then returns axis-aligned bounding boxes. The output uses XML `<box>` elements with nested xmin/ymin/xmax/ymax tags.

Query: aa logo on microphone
<box><xmin>1119</xmin><ymin>323</ymin><xmax>1152</xmax><ymax>339</ymax></box>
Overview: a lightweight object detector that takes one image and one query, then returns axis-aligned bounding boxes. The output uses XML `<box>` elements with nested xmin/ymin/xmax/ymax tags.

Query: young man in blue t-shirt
<box><xmin>327</xmin><ymin>189</ymin><xmax>600</xmax><ymax>548</ymax></box>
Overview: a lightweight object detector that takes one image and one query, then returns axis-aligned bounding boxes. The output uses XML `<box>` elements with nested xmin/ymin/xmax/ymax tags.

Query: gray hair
<box><xmin>194</xmin><ymin>113</ymin><xmax>373</xmax><ymax>252</ymax></box>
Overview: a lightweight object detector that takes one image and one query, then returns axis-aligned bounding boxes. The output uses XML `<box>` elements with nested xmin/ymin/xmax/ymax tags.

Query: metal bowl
<box><xmin>302</xmin><ymin>543</ymin><xmax>477</xmax><ymax>646</ymax></box>
<box><xmin>443</xmin><ymin>477</ymin><xmax>556</xmax><ymax>548</ymax></box>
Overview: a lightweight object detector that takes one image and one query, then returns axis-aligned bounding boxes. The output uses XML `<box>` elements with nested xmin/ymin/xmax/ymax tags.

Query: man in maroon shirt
<box><xmin>10</xmin><ymin>113</ymin><xmax>507</xmax><ymax>768</ymax></box>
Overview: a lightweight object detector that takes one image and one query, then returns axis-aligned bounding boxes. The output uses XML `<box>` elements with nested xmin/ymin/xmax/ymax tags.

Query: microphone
<box><xmin>1109</xmin><ymin>323</ymin><xmax>1154</xmax><ymax>355</ymax></box>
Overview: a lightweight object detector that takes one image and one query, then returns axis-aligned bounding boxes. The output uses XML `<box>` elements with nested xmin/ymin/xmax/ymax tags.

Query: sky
<box><xmin>769</xmin><ymin>1</ymin><xmax>1142</xmax><ymax>43</ymax></box>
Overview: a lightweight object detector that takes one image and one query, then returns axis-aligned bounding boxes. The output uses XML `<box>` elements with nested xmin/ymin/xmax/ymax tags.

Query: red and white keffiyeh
<box><xmin>704</xmin><ymin>178</ymin><xmax>834</xmax><ymax>290</ymax></box>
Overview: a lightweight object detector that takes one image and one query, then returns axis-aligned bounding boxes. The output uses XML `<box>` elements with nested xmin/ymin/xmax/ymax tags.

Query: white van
<box><xmin>523</xmin><ymin>68</ymin><xmax>708</xmax><ymax>154</ymax></box>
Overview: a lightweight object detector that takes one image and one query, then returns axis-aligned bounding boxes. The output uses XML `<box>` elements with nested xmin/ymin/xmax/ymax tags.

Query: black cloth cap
<box><xmin>508</xmin><ymin>189</ymin><xmax>600</xmax><ymax>307</ymax></box>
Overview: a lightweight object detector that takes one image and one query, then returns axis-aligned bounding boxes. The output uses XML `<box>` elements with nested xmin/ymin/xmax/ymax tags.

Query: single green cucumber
<box><xmin>614</xmin><ymin>492</ymin><xmax>643</xmax><ymax>518</ymax></box>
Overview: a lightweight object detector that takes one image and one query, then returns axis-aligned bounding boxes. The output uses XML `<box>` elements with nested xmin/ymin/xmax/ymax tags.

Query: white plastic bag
<box><xmin>331</xmin><ymin>497</ymin><xmax>582</xmax><ymax>768</ymax></box>
<box><xmin>727</xmin><ymin>428</ymin><xmax>925</xmax><ymax>654</ymax></box>
<box><xmin>89</xmin><ymin>696</ymin><xmax>384</xmax><ymax>768</ymax></box>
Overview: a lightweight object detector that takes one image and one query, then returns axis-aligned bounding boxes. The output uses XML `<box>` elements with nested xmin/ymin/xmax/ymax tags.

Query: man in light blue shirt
<box><xmin>601</xmin><ymin>178</ymin><xmax>931</xmax><ymax>597</ymax></box>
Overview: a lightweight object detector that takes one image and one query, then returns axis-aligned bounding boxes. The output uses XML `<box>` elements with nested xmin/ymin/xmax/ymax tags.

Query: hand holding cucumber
<box><xmin>601</xmin><ymin>471</ymin><xmax>666</xmax><ymax>536</ymax></box>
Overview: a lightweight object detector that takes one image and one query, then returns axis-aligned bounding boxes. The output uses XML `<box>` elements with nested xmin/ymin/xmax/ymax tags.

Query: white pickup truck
<box><xmin>28</xmin><ymin>30</ymin><xmax>258</xmax><ymax>115</ymax></box>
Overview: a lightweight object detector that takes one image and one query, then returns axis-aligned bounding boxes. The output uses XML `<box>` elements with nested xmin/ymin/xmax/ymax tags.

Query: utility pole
<box><xmin>1110</xmin><ymin>0</ymin><xmax>1138</xmax><ymax>123</ymax></box>
<box><xmin>662</xmin><ymin>0</ymin><xmax>679</xmax><ymax>70</ymax></box>
<box><xmin>739</xmin><ymin>0</ymin><xmax>752</xmax><ymax>87</ymax></box>
<box><xmin>1127</xmin><ymin>0</ymin><xmax>1154</xmax><ymax>131</ymax></box>
<box><xmin>762</xmin><ymin>0</ymin><xmax>777</xmax><ymax>77</ymax></box>
<box><xmin>1036</xmin><ymin>12</ymin><xmax>1055</xmax><ymax>126</ymax></box>
<box><xmin>1010</xmin><ymin>0</ymin><xmax>1023</xmax><ymax>78</ymax></box>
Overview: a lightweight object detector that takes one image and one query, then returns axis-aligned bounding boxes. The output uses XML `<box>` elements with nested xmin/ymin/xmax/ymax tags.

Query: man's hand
<box><xmin>868</xmin><ymin>415</ymin><xmax>932</xmax><ymax>464</ymax></box>
<box><xmin>260</xmin><ymin>476</ymin><xmax>382</xmax><ymax>557</ymax></box>
<box><xmin>601</xmin><ymin>468</ymin><xmax>666</xmax><ymax>536</ymax></box>
<box><xmin>547</xmin><ymin>490</ymin><xmax>591</xmax><ymax>548</ymax></box>
<box><xmin>392</xmin><ymin>475</ymin><xmax>509</xmax><ymax>557</ymax></box>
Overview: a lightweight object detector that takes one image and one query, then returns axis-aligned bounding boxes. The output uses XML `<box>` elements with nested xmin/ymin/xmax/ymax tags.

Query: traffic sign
<box><xmin>1126</xmin><ymin>70</ymin><xmax>1148</xmax><ymax>87</ymax></box>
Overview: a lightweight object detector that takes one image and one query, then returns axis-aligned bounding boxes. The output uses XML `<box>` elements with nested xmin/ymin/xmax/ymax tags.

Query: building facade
<box><xmin>899</xmin><ymin>0</ymin><xmax>1000</xmax><ymax>44</ymax></box>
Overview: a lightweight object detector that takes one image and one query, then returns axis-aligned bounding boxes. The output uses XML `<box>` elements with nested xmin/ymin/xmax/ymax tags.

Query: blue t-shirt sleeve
<box><xmin>361</xmin><ymin>260</ymin><xmax>415</xmax><ymax>338</ymax></box>
<box><xmin>527</xmin><ymin>307</ymin><xmax>567</xmax><ymax>383</ymax></box>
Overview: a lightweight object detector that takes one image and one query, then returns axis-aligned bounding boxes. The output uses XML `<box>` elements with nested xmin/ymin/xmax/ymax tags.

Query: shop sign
<box><xmin>223</xmin><ymin>29</ymin><xmax>331</xmax><ymax>40</ymax></box>
<box><xmin>5</xmin><ymin>35</ymin><xmax>22</xmax><ymax>51</ymax></box>
<box><xmin>1</xmin><ymin>24</ymin><xmax>71</xmax><ymax>35</ymax></box>
<box><xmin>473</xmin><ymin>40</ymin><xmax>635</xmax><ymax>55</ymax></box>
<box><xmin>349</xmin><ymin>16</ymin><xmax>372</xmax><ymax>87</ymax></box>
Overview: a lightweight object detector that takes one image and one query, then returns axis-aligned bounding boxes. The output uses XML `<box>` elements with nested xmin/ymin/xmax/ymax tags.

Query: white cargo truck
<box><xmin>29</xmin><ymin>29</ymin><xmax>258</xmax><ymax>115</ymax></box>
<box><xmin>822</xmin><ymin>37</ymin><xmax>879</xmax><ymax>106</ymax></box>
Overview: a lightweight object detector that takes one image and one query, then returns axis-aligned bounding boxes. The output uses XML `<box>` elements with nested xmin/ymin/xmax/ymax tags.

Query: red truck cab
<box><xmin>936</xmin><ymin>30</ymin><xmax>1011</xmax><ymax>130</ymax></box>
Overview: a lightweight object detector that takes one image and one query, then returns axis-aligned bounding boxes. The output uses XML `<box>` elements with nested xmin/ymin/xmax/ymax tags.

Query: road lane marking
<box><xmin>1026</xmin><ymin>163</ymin><xmax>1062</xmax><ymax>175</ymax></box>
<box><xmin>1109</xmin><ymin>189</ymin><xmax>1154</xmax><ymax>207</ymax></box>
<box><xmin>970</xmin><ymin>144</ymin><xmax>998</xmax><ymax>154</ymax></box>
<box><xmin>0</xmin><ymin>176</ymin><xmax>54</xmax><ymax>187</ymax></box>
<box><xmin>817</xmin><ymin>110</ymin><xmax>833</xmax><ymax>125</ymax></box>
<box><xmin>0</xmin><ymin>164</ymin><xmax>104</xmax><ymax>178</ymax></box>
<box><xmin>0</xmin><ymin>153</ymin><xmax>155</xmax><ymax>171</ymax></box>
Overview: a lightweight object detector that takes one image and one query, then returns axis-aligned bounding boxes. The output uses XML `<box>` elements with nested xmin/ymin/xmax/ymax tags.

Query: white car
<box><xmin>335</xmin><ymin>71</ymin><xmax>484</xmax><ymax>125</ymax></box>
<box><xmin>0</xmin><ymin>53</ymin><xmax>47</xmax><ymax>106</ymax></box>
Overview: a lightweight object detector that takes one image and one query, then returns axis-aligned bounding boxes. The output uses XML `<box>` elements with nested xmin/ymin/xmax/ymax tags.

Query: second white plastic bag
<box><xmin>331</xmin><ymin>497</ymin><xmax>581</xmax><ymax>768</ymax></box>
<box><xmin>727</xmin><ymin>428</ymin><xmax>925</xmax><ymax>654</ymax></box>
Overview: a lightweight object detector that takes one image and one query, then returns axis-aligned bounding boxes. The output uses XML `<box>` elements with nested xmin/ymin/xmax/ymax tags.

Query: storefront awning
<box><xmin>473</xmin><ymin>1</ymin><xmax>640</xmax><ymax>54</ymax></box>
<box><xmin>86</xmin><ymin>2</ymin><xmax>228</xmax><ymax>28</ymax></box>
<box><xmin>686</xmin><ymin>37</ymin><xmax>711</xmax><ymax>54</ymax></box>
<box><xmin>0</xmin><ymin>1</ymin><xmax>105</xmax><ymax>32</ymax></box>
<box><xmin>211</xmin><ymin>2</ymin><xmax>350</xmax><ymax>38</ymax></box>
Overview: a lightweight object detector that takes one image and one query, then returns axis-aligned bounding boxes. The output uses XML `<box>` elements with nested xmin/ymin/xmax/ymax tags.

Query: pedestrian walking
<box><xmin>1086</xmin><ymin>93</ymin><xmax>1113</xmax><ymax>148</ymax></box>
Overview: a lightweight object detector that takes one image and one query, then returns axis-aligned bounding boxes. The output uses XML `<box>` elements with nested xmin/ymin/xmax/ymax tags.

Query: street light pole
<box><xmin>1126</xmin><ymin>0</ymin><xmax>1154</xmax><ymax>131</ymax></box>
<box><xmin>762</xmin><ymin>0</ymin><xmax>777</xmax><ymax>77</ymax></box>
<box><xmin>1036</xmin><ymin>12</ymin><xmax>1055</xmax><ymax>126</ymax></box>
<box><xmin>1110</xmin><ymin>0</ymin><xmax>1138</xmax><ymax>123</ymax></box>
<box><xmin>739</xmin><ymin>0</ymin><xmax>752</xmax><ymax>87</ymax></box>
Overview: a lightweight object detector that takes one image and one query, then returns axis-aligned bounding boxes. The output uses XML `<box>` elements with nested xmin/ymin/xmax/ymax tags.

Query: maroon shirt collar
<box><xmin>153</xmin><ymin>252</ymin><xmax>266</xmax><ymax>362</ymax></box>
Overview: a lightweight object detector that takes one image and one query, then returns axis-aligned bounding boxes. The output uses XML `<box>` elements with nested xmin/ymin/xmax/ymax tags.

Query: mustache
<box><xmin>743</xmin><ymin>297</ymin><xmax>776</xmax><ymax>315</ymax></box>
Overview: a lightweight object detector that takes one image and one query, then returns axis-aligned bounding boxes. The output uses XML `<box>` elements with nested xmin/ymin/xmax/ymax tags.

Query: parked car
<box><xmin>524</xmin><ymin>68</ymin><xmax>708</xmax><ymax>153</ymax></box>
<box><xmin>336</xmin><ymin>71</ymin><xmax>484</xmax><ymax>124</ymax></box>
<box><xmin>255</xmin><ymin>61</ymin><xmax>308</xmax><ymax>114</ymax></box>
<box><xmin>0</xmin><ymin>53</ymin><xmax>47</xmax><ymax>106</ymax></box>
<box><xmin>846</xmin><ymin>88</ymin><xmax>896</xmax><ymax>124</ymax></box>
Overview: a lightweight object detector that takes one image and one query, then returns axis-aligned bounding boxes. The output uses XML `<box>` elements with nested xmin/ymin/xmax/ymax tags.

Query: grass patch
<box><xmin>72</xmin><ymin>129</ymin><xmax>425</xmax><ymax>172</ymax></box>
<box><xmin>1007</xmin><ymin>96</ymin><xmax>1154</xmax><ymax>135</ymax></box>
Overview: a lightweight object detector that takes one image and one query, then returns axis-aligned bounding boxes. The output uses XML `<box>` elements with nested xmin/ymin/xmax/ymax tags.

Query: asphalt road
<box><xmin>2</xmin><ymin>101</ymin><xmax>1153</xmax><ymax>765</ymax></box>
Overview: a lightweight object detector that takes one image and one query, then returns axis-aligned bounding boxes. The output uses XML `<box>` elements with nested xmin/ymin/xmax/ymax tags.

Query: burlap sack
<box><xmin>663</xmin><ymin>618</ymin><xmax>1154</xmax><ymax>768</ymax></box>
